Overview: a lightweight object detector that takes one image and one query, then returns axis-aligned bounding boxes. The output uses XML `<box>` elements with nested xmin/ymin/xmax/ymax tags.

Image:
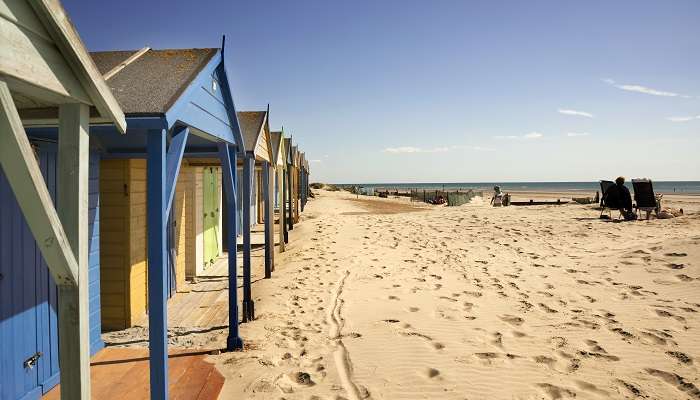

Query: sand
<box><xmin>207</xmin><ymin>189</ymin><xmax>700</xmax><ymax>400</ymax></box>
<box><xmin>103</xmin><ymin>189</ymin><xmax>700</xmax><ymax>399</ymax></box>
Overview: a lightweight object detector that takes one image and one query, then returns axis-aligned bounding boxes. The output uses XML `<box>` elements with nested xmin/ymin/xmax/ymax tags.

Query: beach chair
<box><xmin>599</xmin><ymin>180</ymin><xmax>621</xmax><ymax>219</ymax></box>
<box><xmin>632</xmin><ymin>178</ymin><xmax>662</xmax><ymax>220</ymax></box>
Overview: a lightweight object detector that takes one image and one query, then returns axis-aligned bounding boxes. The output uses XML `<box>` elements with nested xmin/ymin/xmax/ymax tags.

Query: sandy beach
<box><xmin>169</xmin><ymin>189</ymin><xmax>696</xmax><ymax>400</ymax></box>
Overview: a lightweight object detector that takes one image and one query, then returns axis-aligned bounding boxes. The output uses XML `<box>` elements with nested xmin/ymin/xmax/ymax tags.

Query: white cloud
<box><xmin>666</xmin><ymin>115</ymin><xmax>700</xmax><ymax>122</ymax></box>
<box><xmin>523</xmin><ymin>132</ymin><xmax>543</xmax><ymax>139</ymax></box>
<box><xmin>558</xmin><ymin>109</ymin><xmax>594</xmax><ymax>118</ymax></box>
<box><xmin>383</xmin><ymin>144</ymin><xmax>496</xmax><ymax>153</ymax></box>
<box><xmin>310</xmin><ymin>159</ymin><xmax>322</xmax><ymax>163</ymax></box>
<box><xmin>566</xmin><ymin>132</ymin><xmax>590</xmax><ymax>137</ymax></box>
<box><xmin>494</xmin><ymin>132</ymin><xmax>543</xmax><ymax>140</ymax></box>
<box><xmin>382</xmin><ymin>146</ymin><xmax>448</xmax><ymax>154</ymax></box>
<box><xmin>603</xmin><ymin>78</ymin><xmax>690</xmax><ymax>98</ymax></box>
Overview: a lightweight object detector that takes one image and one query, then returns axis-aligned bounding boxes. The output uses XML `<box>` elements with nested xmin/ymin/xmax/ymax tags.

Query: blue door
<box><xmin>0</xmin><ymin>144</ymin><xmax>103</xmax><ymax>400</ymax></box>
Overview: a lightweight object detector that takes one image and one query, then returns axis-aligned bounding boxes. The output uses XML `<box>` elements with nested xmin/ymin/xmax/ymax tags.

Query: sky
<box><xmin>63</xmin><ymin>0</ymin><xmax>700</xmax><ymax>183</ymax></box>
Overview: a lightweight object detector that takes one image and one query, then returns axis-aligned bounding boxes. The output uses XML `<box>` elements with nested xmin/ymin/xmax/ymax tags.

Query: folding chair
<box><xmin>632</xmin><ymin>178</ymin><xmax>663</xmax><ymax>220</ymax></box>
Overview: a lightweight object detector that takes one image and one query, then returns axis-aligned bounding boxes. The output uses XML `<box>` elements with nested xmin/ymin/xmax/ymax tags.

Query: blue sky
<box><xmin>64</xmin><ymin>0</ymin><xmax>700</xmax><ymax>183</ymax></box>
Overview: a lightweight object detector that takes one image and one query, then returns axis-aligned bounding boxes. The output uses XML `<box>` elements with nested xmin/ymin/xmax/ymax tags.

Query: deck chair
<box><xmin>632</xmin><ymin>178</ymin><xmax>662</xmax><ymax>220</ymax></box>
<box><xmin>599</xmin><ymin>180</ymin><xmax>621</xmax><ymax>219</ymax></box>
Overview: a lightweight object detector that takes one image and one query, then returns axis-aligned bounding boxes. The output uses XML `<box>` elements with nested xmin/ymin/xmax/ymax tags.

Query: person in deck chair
<box><xmin>605</xmin><ymin>176</ymin><xmax>635</xmax><ymax>220</ymax></box>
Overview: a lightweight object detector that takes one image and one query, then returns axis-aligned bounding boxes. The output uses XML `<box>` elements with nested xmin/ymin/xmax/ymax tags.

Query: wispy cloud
<box><xmin>383</xmin><ymin>145</ymin><xmax>496</xmax><ymax>154</ymax></box>
<box><xmin>603</xmin><ymin>78</ymin><xmax>691</xmax><ymax>98</ymax></box>
<box><xmin>309</xmin><ymin>159</ymin><xmax>322</xmax><ymax>163</ymax></box>
<box><xmin>566</xmin><ymin>132</ymin><xmax>590</xmax><ymax>137</ymax></box>
<box><xmin>494</xmin><ymin>132</ymin><xmax>544</xmax><ymax>140</ymax></box>
<box><xmin>523</xmin><ymin>132</ymin><xmax>543</xmax><ymax>139</ymax></box>
<box><xmin>558</xmin><ymin>109</ymin><xmax>594</xmax><ymax>118</ymax></box>
<box><xmin>666</xmin><ymin>115</ymin><xmax>700</xmax><ymax>122</ymax></box>
<box><xmin>383</xmin><ymin>146</ymin><xmax>448</xmax><ymax>154</ymax></box>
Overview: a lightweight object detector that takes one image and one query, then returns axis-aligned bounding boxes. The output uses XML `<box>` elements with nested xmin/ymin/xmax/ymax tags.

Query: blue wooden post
<box><xmin>287</xmin><ymin>167</ymin><xmax>294</xmax><ymax>231</ymax></box>
<box><xmin>282</xmin><ymin>166</ymin><xmax>288</xmax><ymax>243</ymax></box>
<box><xmin>218</xmin><ymin>143</ymin><xmax>243</xmax><ymax>350</ymax></box>
<box><xmin>242</xmin><ymin>155</ymin><xmax>254</xmax><ymax>321</ymax></box>
<box><xmin>146</xmin><ymin>129</ymin><xmax>168</xmax><ymax>400</ymax></box>
<box><xmin>301</xmin><ymin>171</ymin><xmax>306</xmax><ymax>211</ymax></box>
<box><xmin>263</xmin><ymin>161</ymin><xmax>272</xmax><ymax>278</ymax></box>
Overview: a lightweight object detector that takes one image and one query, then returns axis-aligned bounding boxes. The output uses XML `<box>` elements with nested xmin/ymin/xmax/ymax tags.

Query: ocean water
<box><xmin>341</xmin><ymin>181</ymin><xmax>700</xmax><ymax>194</ymax></box>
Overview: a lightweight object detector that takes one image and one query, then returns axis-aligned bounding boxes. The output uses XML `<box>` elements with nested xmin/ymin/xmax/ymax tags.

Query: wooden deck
<box><xmin>42</xmin><ymin>347</ymin><xmax>223</xmax><ymax>400</ymax></box>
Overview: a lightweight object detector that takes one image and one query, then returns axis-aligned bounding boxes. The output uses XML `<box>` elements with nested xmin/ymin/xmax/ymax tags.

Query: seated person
<box><xmin>604</xmin><ymin>177</ymin><xmax>634</xmax><ymax>219</ymax></box>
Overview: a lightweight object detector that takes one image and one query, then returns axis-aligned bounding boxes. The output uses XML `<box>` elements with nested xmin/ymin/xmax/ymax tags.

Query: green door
<box><xmin>203</xmin><ymin>167</ymin><xmax>220</xmax><ymax>268</ymax></box>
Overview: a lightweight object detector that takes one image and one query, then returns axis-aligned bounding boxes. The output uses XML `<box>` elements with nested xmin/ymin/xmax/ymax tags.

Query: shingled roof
<box><xmin>270</xmin><ymin>131</ymin><xmax>283</xmax><ymax>164</ymax></box>
<box><xmin>91</xmin><ymin>48</ymin><xmax>217</xmax><ymax>114</ymax></box>
<box><xmin>237</xmin><ymin>111</ymin><xmax>267</xmax><ymax>153</ymax></box>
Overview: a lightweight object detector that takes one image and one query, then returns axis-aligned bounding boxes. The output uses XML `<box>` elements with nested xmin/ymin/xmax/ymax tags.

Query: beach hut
<box><xmin>90</xmin><ymin>44</ymin><xmax>246</xmax><ymax>397</ymax></box>
<box><xmin>284</xmin><ymin>137</ymin><xmax>294</xmax><ymax>233</ymax></box>
<box><xmin>270</xmin><ymin>130</ymin><xmax>287</xmax><ymax>252</ymax></box>
<box><xmin>299</xmin><ymin>152</ymin><xmax>308</xmax><ymax>212</ymax></box>
<box><xmin>0</xmin><ymin>0</ymin><xmax>126</xmax><ymax>398</ymax></box>
<box><xmin>290</xmin><ymin>145</ymin><xmax>300</xmax><ymax>223</ymax></box>
<box><xmin>14</xmin><ymin>43</ymin><xmax>245</xmax><ymax>399</ymax></box>
<box><xmin>236</xmin><ymin>110</ymin><xmax>275</xmax><ymax>322</ymax></box>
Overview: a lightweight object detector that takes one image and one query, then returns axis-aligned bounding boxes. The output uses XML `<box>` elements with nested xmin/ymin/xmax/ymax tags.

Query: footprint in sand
<box><xmin>645</xmin><ymin>369</ymin><xmax>700</xmax><ymax>399</ymax></box>
<box><xmin>408</xmin><ymin>307</ymin><xmax>419</xmax><ymax>312</ymax></box>
<box><xmin>666</xmin><ymin>351</ymin><xmax>693</xmax><ymax>365</ymax></box>
<box><xmin>499</xmin><ymin>314</ymin><xmax>525</xmax><ymax>326</ymax></box>
<box><xmin>535</xmin><ymin>383</ymin><xmax>577</xmax><ymax>399</ymax></box>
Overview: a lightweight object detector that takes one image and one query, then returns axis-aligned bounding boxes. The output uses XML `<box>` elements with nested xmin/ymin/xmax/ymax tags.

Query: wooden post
<box><xmin>287</xmin><ymin>167</ymin><xmax>294</xmax><ymax>231</ymax></box>
<box><xmin>147</xmin><ymin>129</ymin><xmax>168</xmax><ymax>400</ymax></box>
<box><xmin>218</xmin><ymin>144</ymin><xmax>243</xmax><ymax>350</ymax></box>
<box><xmin>263</xmin><ymin>161</ymin><xmax>272</xmax><ymax>278</ymax></box>
<box><xmin>56</xmin><ymin>103</ymin><xmax>92</xmax><ymax>400</ymax></box>
<box><xmin>242</xmin><ymin>155</ymin><xmax>254</xmax><ymax>321</ymax></box>
<box><xmin>278</xmin><ymin>167</ymin><xmax>286</xmax><ymax>250</ymax></box>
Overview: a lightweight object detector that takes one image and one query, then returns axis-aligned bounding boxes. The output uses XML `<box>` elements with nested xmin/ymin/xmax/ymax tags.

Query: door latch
<box><xmin>24</xmin><ymin>352</ymin><xmax>42</xmax><ymax>369</ymax></box>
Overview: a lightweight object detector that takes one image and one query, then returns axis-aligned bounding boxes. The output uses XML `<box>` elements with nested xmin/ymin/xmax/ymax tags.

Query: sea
<box><xmin>339</xmin><ymin>181</ymin><xmax>700</xmax><ymax>194</ymax></box>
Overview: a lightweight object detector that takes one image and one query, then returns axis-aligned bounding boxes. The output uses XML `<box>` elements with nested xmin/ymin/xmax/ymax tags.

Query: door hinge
<box><xmin>24</xmin><ymin>352</ymin><xmax>42</xmax><ymax>369</ymax></box>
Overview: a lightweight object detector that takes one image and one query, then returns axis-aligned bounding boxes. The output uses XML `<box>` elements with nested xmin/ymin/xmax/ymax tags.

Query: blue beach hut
<box><xmin>10</xmin><ymin>42</ymin><xmax>246</xmax><ymax>399</ymax></box>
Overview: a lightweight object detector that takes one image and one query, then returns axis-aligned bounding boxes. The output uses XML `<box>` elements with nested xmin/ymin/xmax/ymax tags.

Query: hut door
<box><xmin>203</xmin><ymin>168</ymin><xmax>219</xmax><ymax>268</ymax></box>
<box><xmin>0</xmin><ymin>147</ymin><xmax>60</xmax><ymax>399</ymax></box>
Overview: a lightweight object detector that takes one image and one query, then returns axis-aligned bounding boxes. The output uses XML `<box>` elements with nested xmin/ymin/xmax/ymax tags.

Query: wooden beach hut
<box><xmin>0</xmin><ymin>0</ymin><xmax>126</xmax><ymax>398</ymax></box>
<box><xmin>283</xmin><ymin>137</ymin><xmax>294</xmax><ymax>233</ymax></box>
<box><xmin>236</xmin><ymin>110</ymin><xmax>275</xmax><ymax>322</ymax></box>
<box><xmin>11</xmin><ymin>42</ymin><xmax>246</xmax><ymax>399</ymax></box>
<box><xmin>270</xmin><ymin>130</ymin><xmax>287</xmax><ymax>252</ymax></box>
<box><xmin>291</xmin><ymin>146</ymin><xmax>301</xmax><ymax>222</ymax></box>
<box><xmin>90</xmin><ymin>44</ymin><xmax>247</xmax><ymax>397</ymax></box>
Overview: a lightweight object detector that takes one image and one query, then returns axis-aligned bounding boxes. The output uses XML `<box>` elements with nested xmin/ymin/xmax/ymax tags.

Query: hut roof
<box><xmin>91</xmin><ymin>48</ymin><xmax>217</xmax><ymax>114</ymax></box>
<box><xmin>270</xmin><ymin>131</ymin><xmax>284</xmax><ymax>166</ymax></box>
<box><xmin>236</xmin><ymin>111</ymin><xmax>268</xmax><ymax>153</ymax></box>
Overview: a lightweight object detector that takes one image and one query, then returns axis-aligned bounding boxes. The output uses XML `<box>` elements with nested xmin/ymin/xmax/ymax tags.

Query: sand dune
<box><xmin>211</xmin><ymin>190</ymin><xmax>699</xmax><ymax>399</ymax></box>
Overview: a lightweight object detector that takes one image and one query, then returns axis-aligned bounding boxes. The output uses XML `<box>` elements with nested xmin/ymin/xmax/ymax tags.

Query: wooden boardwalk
<box><xmin>42</xmin><ymin>347</ymin><xmax>223</xmax><ymax>400</ymax></box>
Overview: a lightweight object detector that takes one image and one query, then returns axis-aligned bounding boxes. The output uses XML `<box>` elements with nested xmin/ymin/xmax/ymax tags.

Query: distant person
<box><xmin>491</xmin><ymin>186</ymin><xmax>504</xmax><ymax>206</ymax></box>
<box><xmin>605</xmin><ymin>176</ymin><xmax>635</xmax><ymax>219</ymax></box>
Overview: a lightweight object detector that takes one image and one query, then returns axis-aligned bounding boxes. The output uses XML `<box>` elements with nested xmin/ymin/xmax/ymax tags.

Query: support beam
<box><xmin>278</xmin><ymin>167</ymin><xmax>286</xmax><ymax>250</ymax></box>
<box><xmin>147</xmin><ymin>129</ymin><xmax>168</xmax><ymax>400</ymax></box>
<box><xmin>218</xmin><ymin>143</ymin><xmax>243</xmax><ymax>350</ymax></box>
<box><xmin>242</xmin><ymin>155</ymin><xmax>254</xmax><ymax>321</ymax></box>
<box><xmin>0</xmin><ymin>80</ymin><xmax>78</xmax><ymax>286</ymax></box>
<box><xmin>287</xmin><ymin>166</ymin><xmax>294</xmax><ymax>231</ymax></box>
<box><xmin>56</xmin><ymin>102</ymin><xmax>91</xmax><ymax>400</ymax></box>
<box><xmin>263</xmin><ymin>161</ymin><xmax>272</xmax><ymax>278</ymax></box>
<box><xmin>164</xmin><ymin>126</ymin><xmax>189</xmax><ymax>217</ymax></box>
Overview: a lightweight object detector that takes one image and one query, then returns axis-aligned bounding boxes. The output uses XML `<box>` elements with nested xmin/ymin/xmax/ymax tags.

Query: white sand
<box><xmin>209</xmin><ymin>190</ymin><xmax>700</xmax><ymax>399</ymax></box>
<box><xmin>103</xmin><ymin>189</ymin><xmax>698</xmax><ymax>399</ymax></box>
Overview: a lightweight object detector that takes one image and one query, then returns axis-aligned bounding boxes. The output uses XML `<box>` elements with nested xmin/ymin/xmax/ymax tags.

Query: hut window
<box><xmin>212</xmin><ymin>79</ymin><xmax>218</xmax><ymax>92</ymax></box>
